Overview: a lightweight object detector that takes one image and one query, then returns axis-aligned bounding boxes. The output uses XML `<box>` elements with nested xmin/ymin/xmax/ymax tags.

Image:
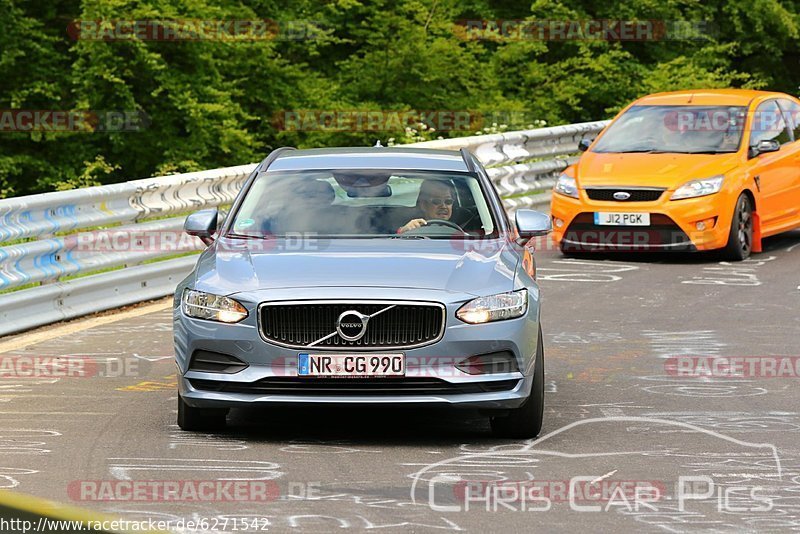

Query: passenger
<box><xmin>266</xmin><ymin>179</ymin><xmax>336</xmax><ymax>234</ymax></box>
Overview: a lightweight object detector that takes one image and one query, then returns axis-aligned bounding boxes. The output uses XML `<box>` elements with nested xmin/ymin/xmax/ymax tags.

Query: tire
<box><xmin>177</xmin><ymin>395</ymin><xmax>228</xmax><ymax>431</ymax></box>
<box><xmin>491</xmin><ymin>326</ymin><xmax>545</xmax><ymax>439</ymax></box>
<box><xmin>723</xmin><ymin>194</ymin><xmax>754</xmax><ymax>261</ymax></box>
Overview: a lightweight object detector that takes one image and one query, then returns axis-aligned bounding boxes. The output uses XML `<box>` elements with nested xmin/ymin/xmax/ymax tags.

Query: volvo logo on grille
<box><xmin>613</xmin><ymin>191</ymin><xmax>631</xmax><ymax>200</ymax></box>
<box><xmin>336</xmin><ymin>310</ymin><xmax>370</xmax><ymax>341</ymax></box>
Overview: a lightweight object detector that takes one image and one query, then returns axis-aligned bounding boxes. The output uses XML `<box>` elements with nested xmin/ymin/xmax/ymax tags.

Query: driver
<box><xmin>397</xmin><ymin>180</ymin><xmax>455</xmax><ymax>234</ymax></box>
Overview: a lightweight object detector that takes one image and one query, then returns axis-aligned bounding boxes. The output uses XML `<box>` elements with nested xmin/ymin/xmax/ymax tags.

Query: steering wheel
<box><xmin>424</xmin><ymin>219</ymin><xmax>465</xmax><ymax>232</ymax></box>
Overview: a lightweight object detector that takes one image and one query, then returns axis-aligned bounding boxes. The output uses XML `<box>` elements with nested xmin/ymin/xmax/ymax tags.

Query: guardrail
<box><xmin>0</xmin><ymin>119</ymin><xmax>609</xmax><ymax>336</ymax></box>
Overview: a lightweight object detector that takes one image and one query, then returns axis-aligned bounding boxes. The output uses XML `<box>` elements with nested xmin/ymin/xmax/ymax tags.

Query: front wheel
<box><xmin>490</xmin><ymin>326</ymin><xmax>545</xmax><ymax>439</ymax></box>
<box><xmin>177</xmin><ymin>395</ymin><xmax>228</xmax><ymax>431</ymax></box>
<box><xmin>723</xmin><ymin>194</ymin><xmax>753</xmax><ymax>261</ymax></box>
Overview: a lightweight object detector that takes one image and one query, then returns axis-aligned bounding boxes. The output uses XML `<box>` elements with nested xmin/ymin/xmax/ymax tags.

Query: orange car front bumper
<box><xmin>550</xmin><ymin>190</ymin><xmax>736</xmax><ymax>252</ymax></box>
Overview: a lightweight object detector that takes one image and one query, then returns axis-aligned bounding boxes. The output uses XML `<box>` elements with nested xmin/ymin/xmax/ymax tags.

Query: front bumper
<box><xmin>550</xmin><ymin>190</ymin><xmax>734</xmax><ymax>251</ymax></box>
<box><xmin>178</xmin><ymin>374</ymin><xmax>534</xmax><ymax>409</ymax></box>
<box><xmin>174</xmin><ymin>288</ymin><xmax>541</xmax><ymax>410</ymax></box>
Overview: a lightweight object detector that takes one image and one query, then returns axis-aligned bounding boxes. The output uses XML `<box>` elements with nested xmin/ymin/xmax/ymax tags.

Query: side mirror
<box><xmin>577</xmin><ymin>138</ymin><xmax>592</xmax><ymax>152</ymax></box>
<box><xmin>184</xmin><ymin>209</ymin><xmax>218</xmax><ymax>246</ymax></box>
<box><xmin>749</xmin><ymin>139</ymin><xmax>780</xmax><ymax>158</ymax></box>
<box><xmin>515</xmin><ymin>209</ymin><xmax>552</xmax><ymax>243</ymax></box>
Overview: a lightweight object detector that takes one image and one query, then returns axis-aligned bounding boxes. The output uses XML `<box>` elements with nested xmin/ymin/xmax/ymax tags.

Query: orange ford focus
<box><xmin>550</xmin><ymin>89</ymin><xmax>800</xmax><ymax>260</ymax></box>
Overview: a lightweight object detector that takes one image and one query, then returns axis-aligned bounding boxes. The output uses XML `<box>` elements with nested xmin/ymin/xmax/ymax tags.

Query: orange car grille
<box><xmin>585</xmin><ymin>188</ymin><xmax>665</xmax><ymax>202</ymax></box>
<box><xmin>562</xmin><ymin>213</ymin><xmax>693</xmax><ymax>250</ymax></box>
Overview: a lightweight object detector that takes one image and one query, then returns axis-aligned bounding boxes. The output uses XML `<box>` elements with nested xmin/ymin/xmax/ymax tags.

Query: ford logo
<box><xmin>613</xmin><ymin>191</ymin><xmax>631</xmax><ymax>200</ymax></box>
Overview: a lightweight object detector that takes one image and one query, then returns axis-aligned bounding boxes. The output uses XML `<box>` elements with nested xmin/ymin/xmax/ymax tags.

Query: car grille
<box><xmin>585</xmin><ymin>188</ymin><xmax>665</xmax><ymax>202</ymax></box>
<box><xmin>189</xmin><ymin>377</ymin><xmax>519</xmax><ymax>396</ymax></box>
<box><xmin>561</xmin><ymin>213</ymin><xmax>693</xmax><ymax>251</ymax></box>
<box><xmin>259</xmin><ymin>301</ymin><xmax>445</xmax><ymax>349</ymax></box>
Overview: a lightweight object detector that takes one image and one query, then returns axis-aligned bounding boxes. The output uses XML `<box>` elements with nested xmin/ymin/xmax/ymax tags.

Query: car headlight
<box><xmin>554</xmin><ymin>173</ymin><xmax>579</xmax><ymax>198</ymax></box>
<box><xmin>182</xmin><ymin>289</ymin><xmax>248</xmax><ymax>323</ymax></box>
<box><xmin>670</xmin><ymin>175</ymin><xmax>724</xmax><ymax>200</ymax></box>
<box><xmin>456</xmin><ymin>289</ymin><xmax>528</xmax><ymax>324</ymax></box>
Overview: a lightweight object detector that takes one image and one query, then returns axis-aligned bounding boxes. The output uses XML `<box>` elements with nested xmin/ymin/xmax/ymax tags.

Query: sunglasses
<box><xmin>424</xmin><ymin>198</ymin><xmax>454</xmax><ymax>206</ymax></box>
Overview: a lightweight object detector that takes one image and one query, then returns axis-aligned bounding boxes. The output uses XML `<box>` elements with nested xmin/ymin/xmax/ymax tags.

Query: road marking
<box><xmin>683</xmin><ymin>256</ymin><xmax>775</xmax><ymax>286</ymax></box>
<box><xmin>590</xmin><ymin>469</ymin><xmax>618</xmax><ymax>484</ymax></box>
<box><xmin>537</xmin><ymin>259</ymin><xmax>639</xmax><ymax>282</ymax></box>
<box><xmin>0</xmin><ymin>299</ymin><xmax>172</xmax><ymax>355</ymax></box>
<box><xmin>107</xmin><ymin>458</ymin><xmax>284</xmax><ymax>481</ymax></box>
<box><xmin>117</xmin><ymin>374</ymin><xmax>176</xmax><ymax>392</ymax></box>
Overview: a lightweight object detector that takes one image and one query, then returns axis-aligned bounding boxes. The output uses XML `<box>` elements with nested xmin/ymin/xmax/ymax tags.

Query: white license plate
<box><xmin>594</xmin><ymin>212</ymin><xmax>650</xmax><ymax>226</ymax></box>
<box><xmin>297</xmin><ymin>353</ymin><xmax>405</xmax><ymax>377</ymax></box>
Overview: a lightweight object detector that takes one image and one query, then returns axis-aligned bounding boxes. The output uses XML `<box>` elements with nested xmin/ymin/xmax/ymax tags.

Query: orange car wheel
<box><xmin>723</xmin><ymin>194</ymin><xmax>754</xmax><ymax>261</ymax></box>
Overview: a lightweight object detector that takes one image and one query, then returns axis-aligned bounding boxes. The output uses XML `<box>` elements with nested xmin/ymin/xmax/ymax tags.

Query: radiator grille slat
<box><xmin>260</xmin><ymin>302</ymin><xmax>445</xmax><ymax>349</ymax></box>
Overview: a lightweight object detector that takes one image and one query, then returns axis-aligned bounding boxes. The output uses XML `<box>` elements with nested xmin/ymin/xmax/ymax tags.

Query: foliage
<box><xmin>1</xmin><ymin>0</ymin><xmax>797</xmax><ymax>196</ymax></box>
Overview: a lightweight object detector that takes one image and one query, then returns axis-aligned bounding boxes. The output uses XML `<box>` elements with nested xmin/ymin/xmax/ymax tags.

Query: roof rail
<box><xmin>459</xmin><ymin>147</ymin><xmax>478</xmax><ymax>173</ymax></box>
<box><xmin>257</xmin><ymin>146</ymin><xmax>296</xmax><ymax>173</ymax></box>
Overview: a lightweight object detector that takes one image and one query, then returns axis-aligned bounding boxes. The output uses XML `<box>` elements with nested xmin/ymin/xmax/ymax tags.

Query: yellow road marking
<box><xmin>117</xmin><ymin>374</ymin><xmax>177</xmax><ymax>392</ymax></box>
<box><xmin>0</xmin><ymin>299</ymin><xmax>172</xmax><ymax>355</ymax></box>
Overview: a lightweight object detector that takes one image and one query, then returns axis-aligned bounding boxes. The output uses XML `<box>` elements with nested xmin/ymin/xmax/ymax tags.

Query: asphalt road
<box><xmin>1</xmin><ymin>230</ymin><xmax>799</xmax><ymax>533</ymax></box>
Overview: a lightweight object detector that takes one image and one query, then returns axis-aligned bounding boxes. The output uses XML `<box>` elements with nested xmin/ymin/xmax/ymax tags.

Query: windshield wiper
<box><xmin>389</xmin><ymin>234</ymin><xmax>430</xmax><ymax>239</ymax></box>
<box><xmin>674</xmin><ymin>150</ymin><xmax>737</xmax><ymax>154</ymax></box>
<box><xmin>224</xmin><ymin>232</ymin><xmax>267</xmax><ymax>239</ymax></box>
<box><xmin>605</xmin><ymin>149</ymin><xmax>735</xmax><ymax>154</ymax></box>
<box><xmin>597</xmin><ymin>148</ymin><xmax>668</xmax><ymax>153</ymax></box>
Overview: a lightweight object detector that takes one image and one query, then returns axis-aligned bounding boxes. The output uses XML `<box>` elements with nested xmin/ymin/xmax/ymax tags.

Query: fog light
<box><xmin>554</xmin><ymin>218</ymin><xmax>564</xmax><ymax>228</ymax></box>
<box><xmin>695</xmin><ymin>217</ymin><xmax>717</xmax><ymax>231</ymax></box>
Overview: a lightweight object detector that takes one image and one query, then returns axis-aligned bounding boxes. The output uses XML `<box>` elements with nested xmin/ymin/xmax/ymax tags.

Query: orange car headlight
<box><xmin>554</xmin><ymin>174</ymin><xmax>579</xmax><ymax>198</ymax></box>
<box><xmin>670</xmin><ymin>175</ymin><xmax>724</xmax><ymax>200</ymax></box>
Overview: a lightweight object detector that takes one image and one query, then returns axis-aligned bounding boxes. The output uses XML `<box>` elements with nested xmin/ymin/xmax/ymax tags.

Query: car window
<box><xmin>778</xmin><ymin>99</ymin><xmax>800</xmax><ymax>142</ymax></box>
<box><xmin>229</xmin><ymin>170</ymin><xmax>497</xmax><ymax>238</ymax></box>
<box><xmin>750</xmin><ymin>100</ymin><xmax>792</xmax><ymax>146</ymax></box>
<box><xmin>592</xmin><ymin>105</ymin><xmax>746</xmax><ymax>154</ymax></box>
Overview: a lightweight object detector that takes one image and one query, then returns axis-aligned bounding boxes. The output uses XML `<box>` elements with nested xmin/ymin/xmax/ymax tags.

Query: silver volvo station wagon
<box><xmin>174</xmin><ymin>146</ymin><xmax>551</xmax><ymax>438</ymax></box>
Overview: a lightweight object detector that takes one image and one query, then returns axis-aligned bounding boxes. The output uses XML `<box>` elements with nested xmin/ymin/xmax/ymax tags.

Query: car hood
<box><xmin>576</xmin><ymin>151</ymin><xmax>741</xmax><ymax>188</ymax></box>
<box><xmin>192</xmin><ymin>237</ymin><xmax>519</xmax><ymax>298</ymax></box>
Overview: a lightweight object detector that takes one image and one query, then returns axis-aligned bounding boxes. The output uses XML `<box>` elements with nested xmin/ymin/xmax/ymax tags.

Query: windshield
<box><xmin>228</xmin><ymin>170</ymin><xmax>498</xmax><ymax>239</ymax></box>
<box><xmin>592</xmin><ymin>105</ymin><xmax>747</xmax><ymax>154</ymax></box>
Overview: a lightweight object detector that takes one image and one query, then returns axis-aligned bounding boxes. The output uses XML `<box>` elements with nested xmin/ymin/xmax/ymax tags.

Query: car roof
<box><xmin>634</xmin><ymin>89</ymin><xmax>792</xmax><ymax>107</ymax></box>
<box><xmin>267</xmin><ymin>147</ymin><xmax>470</xmax><ymax>173</ymax></box>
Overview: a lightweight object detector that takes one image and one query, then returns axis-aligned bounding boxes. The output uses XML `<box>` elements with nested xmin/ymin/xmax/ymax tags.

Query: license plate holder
<box><xmin>594</xmin><ymin>212</ymin><xmax>650</xmax><ymax>226</ymax></box>
<box><xmin>297</xmin><ymin>353</ymin><xmax>405</xmax><ymax>377</ymax></box>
